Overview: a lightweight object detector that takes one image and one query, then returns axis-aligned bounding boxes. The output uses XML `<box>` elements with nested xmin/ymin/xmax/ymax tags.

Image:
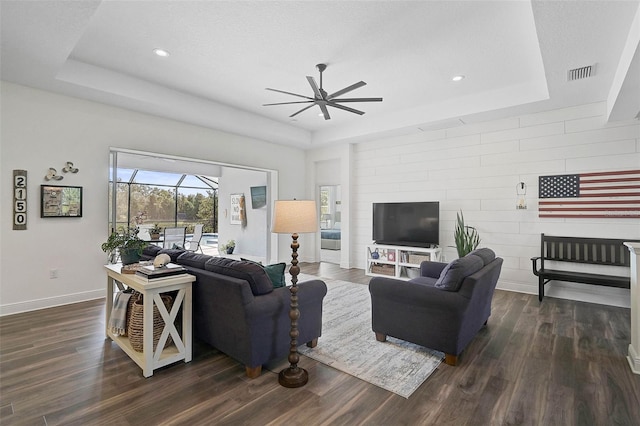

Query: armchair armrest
<box><xmin>420</xmin><ymin>261</ymin><xmax>448</xmax><ymax>279</ymax></box>
<box><xmin>369</xmin><ymin>277</ymin><xmax>466</xmax><ymax>314</ymax></box>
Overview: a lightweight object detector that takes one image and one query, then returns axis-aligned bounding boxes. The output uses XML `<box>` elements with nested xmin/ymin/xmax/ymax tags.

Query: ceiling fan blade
<box><xmin>289</xmin><ymin>103</ymin><xmax>316</xmax><ymax>118</ymax></box>
<box><xmin>306</xmin><ymin>76</ymin><xmax>323</xmax><ymax>99</ymax></box>
<box><xmin>319</xmin><ymin>103</ymin><xmax>331</xmax><ymax>120</ymax></box>
<box><xmin>327</xmin><ymin>102</ymin><xmax>365</xmax><ymax>115</ymax></box>
<box><xmin>327</xmin><ymin>81</ymin><xmax>366</xmax><ymax>100</ymax></box>
<box><xmin>331</xmin><ymin>97</ymin><xmax>383</xmax><ymax>103</ymax></box>
<box><xmin>265</xmin><ymin>88</ymin><xmax>313</xmax><ymax>100</ymax></box>
<box><xmin>263</xmin><ymin>101</ymin><xmax>314</xmax><ymax>106</ymax></box>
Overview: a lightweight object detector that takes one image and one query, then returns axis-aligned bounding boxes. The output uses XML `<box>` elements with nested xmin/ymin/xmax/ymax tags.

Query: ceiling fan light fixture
<box><xmin>153</xmin><ymin>48</ymin><xmax>170</xmax><ymax>57</ymax></box>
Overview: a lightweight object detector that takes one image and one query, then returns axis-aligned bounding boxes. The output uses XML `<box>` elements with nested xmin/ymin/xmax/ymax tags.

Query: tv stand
<box><xmin>365</xmin><ymin>244</ymin><xmax>442</xmax><ymax>280</ymax></box>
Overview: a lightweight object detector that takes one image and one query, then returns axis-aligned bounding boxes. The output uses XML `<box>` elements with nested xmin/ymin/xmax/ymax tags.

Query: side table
<box><xmin>104</xmin><ymin>263</ymin><xmax>195</xmax><ymax>377</ymax></box>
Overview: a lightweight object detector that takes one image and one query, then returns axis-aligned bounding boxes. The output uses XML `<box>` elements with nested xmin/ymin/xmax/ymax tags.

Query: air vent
<box><xmin>567</xmin><ymin>65</ymin><xmax>594</xmax><ymax>81</ymax></box>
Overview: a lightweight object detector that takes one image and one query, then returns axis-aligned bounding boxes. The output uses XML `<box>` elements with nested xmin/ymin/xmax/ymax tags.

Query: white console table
<box><xmin>104</xmin><ymin>263</ymin><xmax>195</xmax><ymax>377</ymax></box>
<box><xmin>365</xmin><ymin>244</ymin><xmax>442</xmax><ymax>280</ymax></box>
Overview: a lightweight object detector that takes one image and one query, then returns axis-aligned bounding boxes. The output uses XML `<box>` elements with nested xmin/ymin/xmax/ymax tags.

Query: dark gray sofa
<box><xmin>141</xmin><ymin>246</ymin><xmax>327</xmax><ymax>378</ymax></box>
<box><xmin>368</xmin><ymin>248</ymin><xmax>503</xmax><ymax>366</ymax></box>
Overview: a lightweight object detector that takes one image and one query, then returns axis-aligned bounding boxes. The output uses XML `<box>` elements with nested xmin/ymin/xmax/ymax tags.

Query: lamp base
<box><xmin>278</xmin><ymin>366</ymin><xmax>308</xmax><ymax>388</ymax></box>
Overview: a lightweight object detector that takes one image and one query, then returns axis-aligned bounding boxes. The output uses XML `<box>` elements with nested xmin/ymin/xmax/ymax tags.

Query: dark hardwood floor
<box><xmin>1</xmin><ymin>262</ymin><xmax>639</xmax><ymax>425</ymax></box>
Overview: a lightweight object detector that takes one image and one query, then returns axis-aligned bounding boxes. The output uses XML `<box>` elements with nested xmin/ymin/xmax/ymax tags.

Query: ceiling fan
<box><xmin>263</xmin><ymin>63</ymin><xmax>382</xmax><ymax>120</ymax></box>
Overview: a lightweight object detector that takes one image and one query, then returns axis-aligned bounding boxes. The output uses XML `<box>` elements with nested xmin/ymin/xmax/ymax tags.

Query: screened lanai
<box><xmin>109</xmin><ymin>151</ymin><xmax>219</xmax><ymax>236</ymax></box>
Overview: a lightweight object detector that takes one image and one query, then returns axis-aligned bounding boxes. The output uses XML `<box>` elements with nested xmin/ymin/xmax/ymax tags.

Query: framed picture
<box><xmin>41</xmin><ymin>185</ymin><xmax>83</xmax><ymax>218</ymax></box>
<box><xmin>250</xmin><ymin>186</ymin><xmax>267</xmax><ymax>209</ymax></box>
<box><xmin>230</xmin><ymin>193</ymin><xmax>245</xmax><ymax>225</ymax></box>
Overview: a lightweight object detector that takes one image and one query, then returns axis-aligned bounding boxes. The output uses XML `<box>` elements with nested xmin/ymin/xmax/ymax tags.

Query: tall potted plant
<box><xmin>454</xmin><ymin>211</ymin><xmax>480</xmax><ymax>258</ymax></box>
<box><xmin>101</xmin><ymin>226</ymin><xmax>148</xmax><ymax>264</ymax></box>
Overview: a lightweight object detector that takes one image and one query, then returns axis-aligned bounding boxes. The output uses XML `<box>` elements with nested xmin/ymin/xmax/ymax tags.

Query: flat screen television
<box><xmin>372</xmin><ymin>201</ymin><xmax>439</xmax><ymax>247</ymax></box>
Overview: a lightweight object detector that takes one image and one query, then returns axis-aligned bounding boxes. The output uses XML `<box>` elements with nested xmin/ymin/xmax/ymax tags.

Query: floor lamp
<box><xmin>271</xmin><ymin>199</ymin><xmax>318</xmax><ymax>388</ymax></box>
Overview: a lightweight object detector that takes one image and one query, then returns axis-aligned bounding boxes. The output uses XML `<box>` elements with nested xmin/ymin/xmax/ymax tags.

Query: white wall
<box><xmin>0</xmin><ymin>82</ymin><xmax>306</xmax><ymax>315</ymax></box>
<box><xmin>218</xmin><ymin>166</ymin><xmax>268</xmax><ymax>260</ymax></box>
<box><xmin>311</xmin><ymin>102</ymin><xmax>640</xmax><ymax>307</ymax></box>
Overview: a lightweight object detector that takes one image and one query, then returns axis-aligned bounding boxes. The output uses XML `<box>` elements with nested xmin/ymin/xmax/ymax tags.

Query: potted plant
<box><xmin>219</xmin><ymin>239</ymin><xmax>236</xmax><ymax>254</ymax></box>
<box><xmin>101</xmin><ymin>226</ymin><xmax>148</xmax><ymax>264</ymax></box>
<box><xmin>454</xmin><ymin>211</ymin><xmax>480</xmax><ymax>258</ymax></box>
<box><xmin>150</xmin><ymin>223</ymin><xmax>162</xmax><ymax>240</ymax></box>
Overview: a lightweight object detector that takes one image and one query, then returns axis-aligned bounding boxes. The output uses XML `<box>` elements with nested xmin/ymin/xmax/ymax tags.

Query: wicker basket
<box><xmin>408</xmin><ymin>254</ymin><xmax>431</xmax><ymax>264</ymax></box>
<box><xmin>371</xmin><ymin>264</ymin><xmax>395</xmax><ymax>276</ymax></box>
<box><xmin>122</xmin><ymin>290</ymin><xmax>140</xmax><ymax>337</ymax></box>
<box><xmin>127</xmin><ymin>293</ymin><xmax>174</xmax><ymax>352</ymax></box>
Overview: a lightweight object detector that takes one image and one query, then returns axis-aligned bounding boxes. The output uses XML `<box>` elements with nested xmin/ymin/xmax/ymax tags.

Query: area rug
<box><xmin>296</xmin><ymin>275</ymin><xmax>443</xmax><ymax>398</ymax></box>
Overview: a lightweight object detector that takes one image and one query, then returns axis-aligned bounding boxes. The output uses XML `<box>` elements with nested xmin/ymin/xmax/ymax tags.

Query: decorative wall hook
<box><xmin>516</xmin><ymin>182</ymin><xmax>527</xmax><ymax>210</ymax></box>
<box><xmin>44</xmin><ymin>167</ymin><xmax>63</xmax><ymax>181</ymax></box>
<box><xmin>62</xmin><ymin>161</ymin><xmax>79</xmax><ymax>173</ymax></box>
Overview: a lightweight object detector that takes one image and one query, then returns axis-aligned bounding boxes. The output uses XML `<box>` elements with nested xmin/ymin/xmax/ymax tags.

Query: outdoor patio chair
<box><xmin>163</xmin><ymin>227</ymin><xmax>186</xmax><ymax>249</ymax></box>
<box><xmin>186</xmin><ymin>224</ymin><xmax>204</xmax><ymax>253</ymax></box>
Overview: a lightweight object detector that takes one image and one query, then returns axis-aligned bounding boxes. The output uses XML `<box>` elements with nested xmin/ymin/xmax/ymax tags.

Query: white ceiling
<box><xmin>2</xmin><ymin>1</ymin><xmax>639</xmax><ymax>149</ymax></box>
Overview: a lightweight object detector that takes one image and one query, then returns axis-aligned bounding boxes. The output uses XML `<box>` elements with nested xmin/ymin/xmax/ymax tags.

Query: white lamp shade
<box><xmin>272</xmin><ymin>200</ymin><xmax>318</xmax><ymax>234</ymax></box>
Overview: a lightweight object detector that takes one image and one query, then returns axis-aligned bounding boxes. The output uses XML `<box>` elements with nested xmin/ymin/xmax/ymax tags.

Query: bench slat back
<box><xmin>540</xmin><ymin>234</ymin><xmax>639</xmax><ymax>267</ymax></box>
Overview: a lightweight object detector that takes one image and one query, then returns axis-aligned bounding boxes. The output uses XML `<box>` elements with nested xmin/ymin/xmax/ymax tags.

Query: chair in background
<box><xmin>137</xmin><ymin>224</ymin><xmax>152</xmax><ymax>241</ymax></box>
<box><xmin>186</xmin><ymin>224</ymin><xmax>204</xmax><ymax>252</ymax></box>
<box><xmin>163</xmin><ymin>227</ymin><xmax>186</xmax><ymax>249</ymax></box>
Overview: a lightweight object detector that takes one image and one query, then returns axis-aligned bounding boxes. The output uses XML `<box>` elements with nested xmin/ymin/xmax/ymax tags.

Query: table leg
<box><xmin>105</xmin><ymin>276</ymin><xmax>114</xmax><ymax>339</ymax></box>
<box><xmin>143</xmin><ymin>289</ymin><xmax>154</xmax><ymax>377</ymax></box>
<box><xmin>184</xmin><ymin>285</ymin><xmax>192</xmax><ymax>363</ymax></box>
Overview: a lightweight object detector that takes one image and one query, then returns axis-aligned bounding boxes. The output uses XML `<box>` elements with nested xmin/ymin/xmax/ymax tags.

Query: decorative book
<box><xmin>135</xmin><ymin>263</ymin><xmax>187</xmax><ymax>279</ymax></box>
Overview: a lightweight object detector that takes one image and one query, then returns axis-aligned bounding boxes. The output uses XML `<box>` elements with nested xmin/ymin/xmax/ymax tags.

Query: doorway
<box><xmin>319</xmin><ymin>185</ymin><xmax>341</xmax><ymax>264</ymax></box>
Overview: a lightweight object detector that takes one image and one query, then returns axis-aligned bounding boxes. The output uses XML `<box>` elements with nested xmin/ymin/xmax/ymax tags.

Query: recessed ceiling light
<box><xmin>153</xmin><ymin>48</ymin><xmax>170</xmax><ymax>57</ymax></box>
<box><xmin>452</xmin><ymin>75</ymin><xmax>465</xmax><ymax>82</ymax></box>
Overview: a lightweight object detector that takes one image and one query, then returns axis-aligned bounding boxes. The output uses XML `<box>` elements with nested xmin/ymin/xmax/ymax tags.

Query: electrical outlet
<box><xmin>49</xmin><ymin>269</ymin><xmax>58</xmax><ymax>279</ymax></box>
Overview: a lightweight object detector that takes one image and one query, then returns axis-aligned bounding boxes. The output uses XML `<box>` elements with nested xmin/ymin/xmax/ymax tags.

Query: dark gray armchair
<box><xmin>369</xmin><ymin>248</ymin><xmax>503</xmax><ymax>365</ymax></box>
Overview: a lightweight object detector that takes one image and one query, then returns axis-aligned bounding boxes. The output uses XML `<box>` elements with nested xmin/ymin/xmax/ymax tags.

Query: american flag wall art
<box><xmin>538</xmin><ymin>169</ymin><xmax>640</xmax><ymax>218</ymax></box>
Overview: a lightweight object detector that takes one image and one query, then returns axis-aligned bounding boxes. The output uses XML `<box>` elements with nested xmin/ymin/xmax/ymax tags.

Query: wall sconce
<box><xmin>516</xmin><ymin>182</ymin><xmax>527</xmax><ymax>210</ymax></box>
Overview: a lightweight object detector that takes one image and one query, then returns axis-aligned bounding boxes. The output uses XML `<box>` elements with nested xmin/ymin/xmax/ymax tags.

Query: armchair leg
<box><xmin>306</xmin><ymin>338</ymin><xmax>318</xmax><ymax>348</ymax></box>
<box><xmin>375</xmin><ymin>332</ymin><xmax>387</xmax><ymax>342</ymax></box>
<box><xmin>444</xmin><ymin>354</ymin><xmax>458</xmax><ymax>366</ymax></box>
<box><xmin>245</xmin><ymin>365</ymin><xmax>262</xmax><ymax>379</ymax></box>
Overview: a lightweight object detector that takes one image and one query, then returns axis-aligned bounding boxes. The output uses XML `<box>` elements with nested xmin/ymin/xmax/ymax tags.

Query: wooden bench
<box><xmin>531</xmin><ymin>234</ymin><xmax>640</xmax><ymax>301</ymax></box>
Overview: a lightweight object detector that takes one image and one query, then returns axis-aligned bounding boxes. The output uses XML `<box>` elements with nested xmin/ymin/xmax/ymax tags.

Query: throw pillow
<box><xmin>434</xmin><ymin>255</ymin><xmax>484</xmax><ymax>292</ymax></box>
<box><xmin>241</xmin><ymin>258</ymin><xmax>287</xmax><ymax>288</ymax></box>
<box><xmin>263</xmin><ymin>263</ymin><xmax>287</xmax><ymax>288</ymax></box>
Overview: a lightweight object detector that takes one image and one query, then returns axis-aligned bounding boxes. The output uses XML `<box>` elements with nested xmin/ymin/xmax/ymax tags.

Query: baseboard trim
<box><xmin>497</xmin><ymin>279</ymin><xmax>630</xmax><ymax>308</ymax></box>
<box><xmin>0</xmin><ymin>289</ymin><xmax>104</xmax><ymax>316</ymax></box>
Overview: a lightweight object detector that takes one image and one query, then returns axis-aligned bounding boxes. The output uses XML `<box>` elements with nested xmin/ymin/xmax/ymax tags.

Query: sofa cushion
<box><xmin>159</xmin><ymin>248</ymin><xmax>186</xmax><ymax>262</ymax></box>
<box><xmin>177</xmin><ymin>251</ymin><xmax>213</xmax><ymax>269</ymax></box>
<box><xmin>408</xmin><ymin>276</ymin><xmax>438</xmax><ymax>287</ymax></box>
<box><xmin>142</xmin><ymin>245</ymin><xmax>162</xmax><ymax>258</ymax></box>
<box><xmin>204</xmin><ymin>257</ymin><xmax>273</xmax><ymax>295</ymax></box>
<box><xmin>467</xmin><ymin>248</ymin><xmax>496</xmax><ymax>266</ymax></box>
<box><xmin>435</xmin><ymin>255</ymin><xmax>484</xmax><ymax>291</ymax></box>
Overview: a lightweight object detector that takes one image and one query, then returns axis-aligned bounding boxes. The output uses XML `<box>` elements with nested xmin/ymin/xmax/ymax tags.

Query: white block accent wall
<box><xmin>348</xmin><ymin>102</ymin><xmax>640</xmax><ymax>307</ymax></box>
